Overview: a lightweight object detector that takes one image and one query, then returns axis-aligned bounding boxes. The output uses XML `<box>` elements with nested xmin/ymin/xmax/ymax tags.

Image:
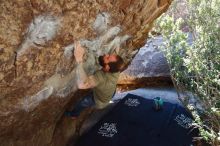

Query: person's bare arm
<box><xmin>74</xmin><ymin>42</ymin><xmax>97</xmax><ymax>89</ymax></box>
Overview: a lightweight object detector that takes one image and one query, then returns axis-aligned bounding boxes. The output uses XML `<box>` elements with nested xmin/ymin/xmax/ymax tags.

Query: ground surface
<box><xmin>79</xmin><ymin>87</ymin><xmax>182</xmax><ymax>136</ymax></box>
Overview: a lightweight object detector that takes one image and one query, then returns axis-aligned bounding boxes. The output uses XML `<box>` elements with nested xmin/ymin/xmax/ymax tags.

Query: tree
<box><xmin>156</xmin><ymin>0</ymin><xmax>220</xmax><ymax>145</ymax></box>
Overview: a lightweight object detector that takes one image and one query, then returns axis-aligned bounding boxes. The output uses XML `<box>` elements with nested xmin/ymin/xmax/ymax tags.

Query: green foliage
<box><xmin>155</xmin><ymin>0</ymin><xmax>220</xmax><ymax>145</ymax></box>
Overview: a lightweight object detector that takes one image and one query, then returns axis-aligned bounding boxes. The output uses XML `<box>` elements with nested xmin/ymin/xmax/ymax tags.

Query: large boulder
<box><xmin>118</xmin><ymin>36</ymin><xmax>172</xmax><ymax>88</ymax></box>
<box><xmin>0</xmin><ymin>0</ymin><xmax>172</xmax><ymax>145</ymax></box>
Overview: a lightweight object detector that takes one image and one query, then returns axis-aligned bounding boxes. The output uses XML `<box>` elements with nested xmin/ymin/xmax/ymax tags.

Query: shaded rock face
<box><xmin>0</xmin><ymin>0</ymin><xmax>172</xmax><ymax>146</ymax></box>
<box><xmin>118</xmin><ymin>36</ymin><xmax>172</xmax><ymax>88</ymax></box>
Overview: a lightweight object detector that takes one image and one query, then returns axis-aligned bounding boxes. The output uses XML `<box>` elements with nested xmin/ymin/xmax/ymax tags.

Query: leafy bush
<box><xmin>155</xmin><ymin>0</ymin><xmax>220</xmax><ymax>145</ymax></box>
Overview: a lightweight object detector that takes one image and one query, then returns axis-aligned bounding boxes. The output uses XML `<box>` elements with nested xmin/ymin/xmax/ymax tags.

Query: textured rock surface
<box><xmin>118</xmin><ymin>36</ymin><xmax>172</xmax><ymax>88</ymax></box>
<box><xmin>0</xmin><ymin>0</ymin><xmax>172</xmax><ymax>146</ymax></box>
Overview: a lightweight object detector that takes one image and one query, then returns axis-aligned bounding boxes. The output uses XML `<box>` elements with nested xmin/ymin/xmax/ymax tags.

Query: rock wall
<box><xmin>0</xmin><ymin>0</ymin><xmax>172</xmax><ymax>145</ymax></box>
<box><xmin>118</xmin><ymin>36</ymin><xmax>173</xmax><ymax>89</ymax></box>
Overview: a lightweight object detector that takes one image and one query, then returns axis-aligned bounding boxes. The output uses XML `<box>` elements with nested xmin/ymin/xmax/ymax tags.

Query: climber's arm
<box><xmin>74</xmin><ymin>41</ymin><xmax>97</xmax><ymax>89</ymax></box>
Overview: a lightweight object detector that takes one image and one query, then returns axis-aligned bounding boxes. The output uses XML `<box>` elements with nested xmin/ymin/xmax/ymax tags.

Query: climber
<box><xmin>65</xmin><ymin>41</ymin><xmax>125</xmax><ymax>118</ymax></box>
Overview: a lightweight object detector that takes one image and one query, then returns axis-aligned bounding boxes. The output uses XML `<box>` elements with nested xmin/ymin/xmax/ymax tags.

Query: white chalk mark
<box><xmin>106</xmin><ymin>35</ymin><xmax>131</xmax><ymax>54</ymax></box>
<box><xmin>21</xmin><ymin>86</ymin><xmax>54</xmax><ymax>111</ymax></box>
<box><xmin>17</xmin><ymin>15</ymin><xmax>60</xmax><ymax>57</ymax></box>
<box><xmin>100</xmin><ymin>26</ymin><xmax>121</xmax><ymax>44</ymax></box>
<box><xmin>93</xmin><ymin>12</ymin><xmax>110</xmax><ymax>34</ymax></box>
<box><xmin>44</xmin><ymin>69</ymin><xmax>78</xmax><ymax>98</ymax></box>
